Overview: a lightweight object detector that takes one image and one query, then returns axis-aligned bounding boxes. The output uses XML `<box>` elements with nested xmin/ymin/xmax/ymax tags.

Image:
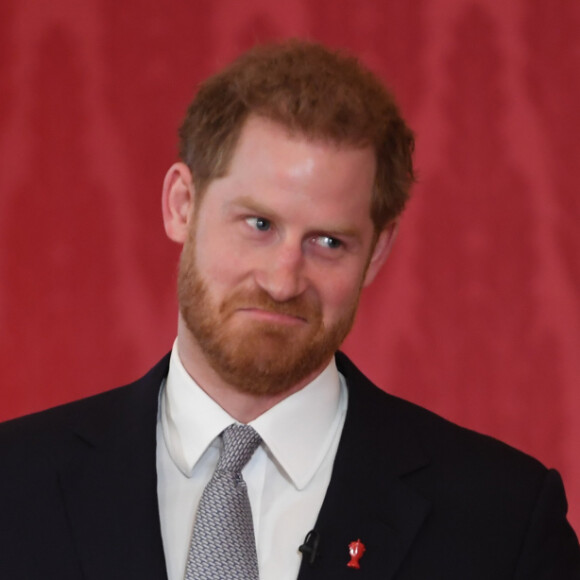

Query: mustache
<box><xmin>220</xmin><ymin>288</ymin><xmax>320</xmax><ymax>321</ymax></box>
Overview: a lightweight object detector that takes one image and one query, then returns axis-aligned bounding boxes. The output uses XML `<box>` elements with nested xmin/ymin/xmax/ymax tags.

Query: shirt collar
<box><xmin>161</xmin><ymin>340</ymin><xmax>346</xmax><ymax>490</ymax></box>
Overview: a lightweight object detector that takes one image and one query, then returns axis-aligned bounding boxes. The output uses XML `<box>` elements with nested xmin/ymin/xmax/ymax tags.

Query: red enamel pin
<box><xmin>347</xmin><ymin>538</ymin><xmax>366</xmax><ymax>569</ymax></box>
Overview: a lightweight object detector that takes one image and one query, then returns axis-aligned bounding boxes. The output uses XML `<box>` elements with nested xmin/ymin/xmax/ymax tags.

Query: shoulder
<box><xmin>336</xmin><ymin>350</ymin><xmax>546</xmax><ymax>472</ymax></box>
<box><xmin>335</xmin><ymin>349</ymin><xmax>560</xmax><ymax>515</ymax></box>
<box><xmin>335</xmin><ymin>351</ymin><xmax>579</xmax><ymax>574</ymax></box>
<box><xmin>0</xmin><ymin>353</ymin><xmax>170</xmax><ymax>465</ymax></box>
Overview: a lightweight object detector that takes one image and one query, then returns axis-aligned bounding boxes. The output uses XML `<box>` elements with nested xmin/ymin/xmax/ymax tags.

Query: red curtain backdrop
<box><xmin>1</xmin><ymin>0</ymin><xmax>578</xmax><ymax>533</ymax></box>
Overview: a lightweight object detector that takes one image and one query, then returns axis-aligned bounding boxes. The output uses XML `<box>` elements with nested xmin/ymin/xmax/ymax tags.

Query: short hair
<box><xmin>179</xmin><ymin>39</ymin><xmax>415</xmax><ymax>232</ymax></box>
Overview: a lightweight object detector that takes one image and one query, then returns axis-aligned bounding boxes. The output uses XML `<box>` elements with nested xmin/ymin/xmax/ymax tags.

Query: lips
<box><xmin>221</xmin><ymin>288</ymin><xmax>320</xmax><ymax>324</ymax></box>
<box><xmin>237</xmin><ymin>307</ymin><xmax>307</xmax><ymax>324</ymax></box>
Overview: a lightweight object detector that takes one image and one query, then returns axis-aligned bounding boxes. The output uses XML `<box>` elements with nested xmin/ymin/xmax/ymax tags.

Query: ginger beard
<box><xmin>177</xmin><ymin>227</ymin><xmax>363</xmax><ymax>396</ymax></box>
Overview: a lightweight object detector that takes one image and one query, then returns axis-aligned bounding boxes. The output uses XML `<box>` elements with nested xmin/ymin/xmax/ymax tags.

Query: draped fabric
<box><xmin>0</xmin><ymin>0</ymin><xmax>578</xmax><ymax>533</ymax></box>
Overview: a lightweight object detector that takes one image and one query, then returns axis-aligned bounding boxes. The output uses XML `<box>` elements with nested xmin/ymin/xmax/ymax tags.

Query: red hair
<box><xmin>179</xmin><ymin>39</ymin><xmax>415</xmax><ymax>231</ymax></box>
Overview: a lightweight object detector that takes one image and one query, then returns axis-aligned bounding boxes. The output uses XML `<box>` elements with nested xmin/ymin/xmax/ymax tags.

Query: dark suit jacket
<box><xmin>0</xmin><ymin>352</ymin><xmax>578</xmax><ymax>579</ymax></box>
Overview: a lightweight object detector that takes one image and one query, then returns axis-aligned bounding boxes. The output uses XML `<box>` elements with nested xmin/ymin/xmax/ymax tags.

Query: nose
<box><xmin>254</xmin><ymin>242</ymin><xmax>307</xmax><ymax>302</ymax></box>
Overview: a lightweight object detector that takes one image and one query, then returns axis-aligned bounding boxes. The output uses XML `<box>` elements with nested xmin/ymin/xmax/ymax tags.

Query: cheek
<box><xmin>316</xmin><ymin>273</ymin><xmax>364</xmax><ymax>318</ymax></box>
<box><xmin>196</xmin><ymin>212</ymin><xmax>250</xmax><ymax>263</ymax></box>
<box><xmin>194</xmin><ymin>235</ymin><xmax>249</xmax><ymax>292</ymax></box>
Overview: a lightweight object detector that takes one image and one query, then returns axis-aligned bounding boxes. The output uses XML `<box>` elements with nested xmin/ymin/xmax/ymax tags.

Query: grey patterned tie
<box><xmin>184</xmin><ymin>424</ymin><xmax>262</xmax><ymax>580</ymax></box>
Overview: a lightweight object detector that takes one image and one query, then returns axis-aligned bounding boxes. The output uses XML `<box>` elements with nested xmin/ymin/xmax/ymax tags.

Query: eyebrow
<box><xmin>230</xmin><ymin>196</ymin><xmax>276</xmax><ymax>219</ymax></box>
<box><xmin>230</xmin><ymin>195</ymin><xmax>363</xmax><ymax>242</ymax></box>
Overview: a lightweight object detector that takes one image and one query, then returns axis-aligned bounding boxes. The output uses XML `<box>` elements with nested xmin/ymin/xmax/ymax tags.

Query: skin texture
<box><xmin>162</xmin><ymin>116</ymin><xmax>397</xmax><ymax>422</ymax></box>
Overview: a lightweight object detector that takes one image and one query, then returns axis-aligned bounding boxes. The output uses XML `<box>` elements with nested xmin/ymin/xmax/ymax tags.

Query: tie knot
<box><xmin>217</xmin><ymin>424</ymin><xmax>262</xmax><ymax>474</ymax></box>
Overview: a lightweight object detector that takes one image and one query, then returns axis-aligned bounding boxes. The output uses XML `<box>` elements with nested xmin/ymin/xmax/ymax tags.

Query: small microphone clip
<box><xmin>299</xmin><ymin>530</ymin><xmax>320</xmax><ymax>565</ymax></box>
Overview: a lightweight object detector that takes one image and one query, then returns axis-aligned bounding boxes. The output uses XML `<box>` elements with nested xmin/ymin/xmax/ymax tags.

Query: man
<box><xmin>0</xmin><ymin>40</ymin><xmax>578</xmax><ymax>580</ymax></box>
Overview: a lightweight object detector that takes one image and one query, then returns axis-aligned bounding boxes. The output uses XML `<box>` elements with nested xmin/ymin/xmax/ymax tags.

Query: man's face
<box><xmin>177</xmin><ymin>116</ymin><xmax>389</xmax><ymax>396</ymax></box>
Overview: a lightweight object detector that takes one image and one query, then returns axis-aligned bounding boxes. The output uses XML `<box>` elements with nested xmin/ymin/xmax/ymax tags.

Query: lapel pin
<box><xmin>347</xmin><ymin>538</ymin><xmax>366</xmax><ymax>569</ymax></box>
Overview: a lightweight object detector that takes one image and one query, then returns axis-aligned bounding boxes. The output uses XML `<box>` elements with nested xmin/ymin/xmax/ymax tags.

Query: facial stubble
<box><xmin>177</xmin><ymin>229</ymin><xmax>363</xmax><ymax>396</ymax></box>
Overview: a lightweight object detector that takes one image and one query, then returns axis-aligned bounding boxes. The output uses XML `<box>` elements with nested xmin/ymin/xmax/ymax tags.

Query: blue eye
<box><xmin>316</xmin><ymin>236</ymin><xmax>342</xmax><ymax>249</ymax></box>
<box><xmin>246</xmin><ymin>217</ymin><xmax>271</xmax><ymax>231</ymax></box>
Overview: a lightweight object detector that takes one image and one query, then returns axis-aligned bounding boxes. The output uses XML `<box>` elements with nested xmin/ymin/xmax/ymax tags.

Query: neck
<box><xmin>176</xmin><ymin>316</ymin><xmax>325</xmax><ymax>423</ymax></box>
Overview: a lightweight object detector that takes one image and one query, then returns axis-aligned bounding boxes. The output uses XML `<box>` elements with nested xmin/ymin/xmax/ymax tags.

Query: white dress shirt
<box><xmin>156</xmin><ymin>342</ymin><xmax>348</xmax><ymax>580</ymax></box>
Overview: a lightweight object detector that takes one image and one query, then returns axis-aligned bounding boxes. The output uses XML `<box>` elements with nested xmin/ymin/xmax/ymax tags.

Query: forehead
<box><xmin>202</xmin><ymin>116</ymin><xmax>377</xmax><ymax>241</ymax></box>
<box><xmin>227</xmin><ymin>115</ymin><xmax>376</xmax><ymax>200</ymax></box>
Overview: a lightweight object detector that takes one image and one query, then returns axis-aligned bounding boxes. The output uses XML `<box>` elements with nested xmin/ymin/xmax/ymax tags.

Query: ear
<box><xmin>362</xmin><ymin>220</ymin><xmax>399</xmax><ymax>287</ymax></box>
<box><xmin>161</xmin><ymin>162</ymin><xmax>195</xmax><ymax>243</ymax></box>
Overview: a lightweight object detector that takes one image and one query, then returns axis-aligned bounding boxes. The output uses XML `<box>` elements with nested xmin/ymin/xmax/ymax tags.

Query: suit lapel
<box><xmin>52</xmin><ymin>351</ymin><xmax>430</xmax><ymax>579</ymax></box>
<box><xmin>298</xmin><ymin>353</ymin><xmax>432</xmax><ymax>580</ymax></box>
<box><xmin>58</xmin><ymin>356</ymin><xmax>170</xmax><ymax>580</ymax></box>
